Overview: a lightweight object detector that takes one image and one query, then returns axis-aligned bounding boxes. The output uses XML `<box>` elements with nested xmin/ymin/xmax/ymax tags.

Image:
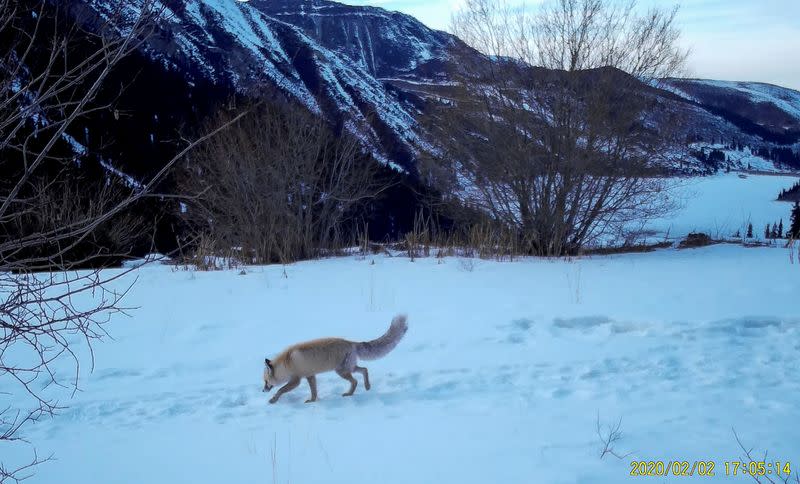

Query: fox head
<box><xmin>263</xmin><ymin>358</ymin><xmax>275</xmax><ymax>392</ymax></box>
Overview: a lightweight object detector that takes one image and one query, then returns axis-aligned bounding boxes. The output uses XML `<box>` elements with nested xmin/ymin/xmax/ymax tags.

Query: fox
<box><xmin>262</xmin><ymin>314</ymin><xmax>408</xmax><ymax>404</ymax></box>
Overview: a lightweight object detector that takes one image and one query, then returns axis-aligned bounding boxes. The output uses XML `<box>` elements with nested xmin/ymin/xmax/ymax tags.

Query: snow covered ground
<box><xmin>3</xmin><ymin>173</ymin><xmax>800</xmax><ymax>484</ymax></box>
<box><xmin>3</xmin><ymin>245</ymin><xmax>799</xmax><ymax>484</ymax></box>
<box><xmin>646</xmin><ymin>172</ymin><xmax>798</xmax><ymax>240</ymax></box>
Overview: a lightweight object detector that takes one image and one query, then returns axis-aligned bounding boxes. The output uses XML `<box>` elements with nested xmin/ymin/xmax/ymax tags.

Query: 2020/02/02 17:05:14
<box><xmin>629</xmin><ymin>460</ymin><xmax>793</xmax><ymax>477</ymax></box>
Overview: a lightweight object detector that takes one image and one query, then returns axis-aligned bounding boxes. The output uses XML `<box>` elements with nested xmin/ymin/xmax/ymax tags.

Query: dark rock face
<box><xmin>251</xmin><ymin>0</ymin><xmax>456</xmax><ymax>80</ymax></box>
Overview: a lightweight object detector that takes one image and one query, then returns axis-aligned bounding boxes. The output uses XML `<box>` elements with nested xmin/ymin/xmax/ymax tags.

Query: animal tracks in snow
<box><xmin>29</xmin><ymin>315</ymin><xmax>800</xmax><ymax>443</ymax></box>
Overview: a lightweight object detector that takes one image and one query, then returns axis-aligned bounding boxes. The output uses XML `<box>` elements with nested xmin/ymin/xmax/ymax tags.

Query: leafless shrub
<box><xmin>404</xmin><ymin>210</ymin><xmax>434</xmax><ymax>261</ymax></box>
<box><xmin>179</xmin><ymin>233</ymin><xmax>241</xmax><ymax>271</ymax></box>
<box><xmin>178</xmin><ymin>101</ymin><xmax>386</xmax><ymax>265</ymax></box>
<box><xmin>388</xmin><ymin>213</ymin><xmax>531</xmax><ymax>262</ymax></box>
<box><xmin>356</xmin><ymin>223</ymin><xmax>371</xmax><ymax>260</ymax></box>
<box><xmin>596</xmin><ymin>412</ymin><xmax>632</xmax><ymax>460</ymax></box>
<box><xmin>465</xmin><ymin>222</ymin><xmax>520</xmax><ymax>261</ymax></box>
<box><xmin>582</xmin><ymin>240</ymin><xmax>671</xmax><ymax>256</ymax></box>
<box><xmin>421</xmin><ymin>0</ymin><xmax>688</xmax><ymax>256</ymax></box>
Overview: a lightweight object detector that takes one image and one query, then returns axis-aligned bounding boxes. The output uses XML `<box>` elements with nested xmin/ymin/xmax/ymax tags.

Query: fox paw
<box><xmin>305</xmin><ymin>398</ymin><xmax>316</xmax><ymax>404</ymax></box>
<box><xmin>365</xmin><ymin>383</ymin><xmax>371</xmax><ymax>391</ymax></box>
<box><xmin>342</xmin><ymin>393</ymin><xmax>354</xmax><ymax>397</ymax></box>
<box><xmin>269</xmin><ymin>397</ymin><xmax>279</xmax><ymax>404</ymax></box>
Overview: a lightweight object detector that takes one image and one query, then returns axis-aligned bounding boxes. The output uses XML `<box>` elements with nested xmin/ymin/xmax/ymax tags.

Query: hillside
<box><xmin>78</xmin><ymin>0</ymin><xmax>463</xmax><ymax>171</ymax></box>
<box><xmin>662</xmin><ymin>79</ymin><xmax>800</xmax><ymax>145</ymax></box>
<box><xmin>68</xmin><ymin>0</ymin><xmax>800</xmax><ymax>178</ymax></box>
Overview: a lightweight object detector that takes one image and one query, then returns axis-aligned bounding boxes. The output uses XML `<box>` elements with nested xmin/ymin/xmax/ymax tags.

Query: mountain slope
<box><xmin>661</xmin><ymin>78</ymin><xmax>800</xmax><ymax>145</ymax></box>
<box><xmin>253</xmin><ymin>0</ymin><xmax>456</xmax><ymax>80</ymax></box>
<box><xmin>73</xmin><ymin>0</ymin><xmax>800</xmax><ymax>175</ymax></box>
<box><xmin>82</xmin><ymin>0</ymin><xmax>463</xmax><ymax>171</ymax></box>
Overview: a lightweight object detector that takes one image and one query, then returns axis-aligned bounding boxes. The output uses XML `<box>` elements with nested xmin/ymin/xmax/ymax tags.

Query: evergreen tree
<box><xmin>746</xmin><ymin>223</ymin><xmax>753</xmax><ymax>238</ymax></box>
<box><xmin>791</xmin><ymin>202</ymin><xmax>800</xmax><ymax>238</ymax></box>
<box><xmin>765</xmin><ymin>224</ymin><xmax>771</xmax><ymax>239</ymax></box>
<box><xmin>771</xmin><ymin>223</ymin><xmax>778</xmax><ymax>239</ymax></box>
<box><xmin>778</xmin><ymin>219</ymin><xmax>783</xmax><ymax>239</ymax></box>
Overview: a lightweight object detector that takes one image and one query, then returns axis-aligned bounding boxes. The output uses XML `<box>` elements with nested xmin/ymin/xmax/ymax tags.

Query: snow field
<box><xmin>647</xmin><ymin>172</ymin><xmax>798</xmax><ymax>240</ymax></box>
<box><xmin>4</xmin><ymin>243</ymin><xmax>799</xmax><ymax>484</ymax></box>
<box><xmin>3</xmin><ymin>171</ymin><xmax>800</xmax><ymax>483</ymax></box>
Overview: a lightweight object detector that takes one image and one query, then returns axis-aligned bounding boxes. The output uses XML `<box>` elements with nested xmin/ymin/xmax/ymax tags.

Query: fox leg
<box><xmin>354</xmin><ymin>366</ymin><xmax>370</xmax><ymax>391</ymax></box>
<box><xmin>305</xmin><ymin>375</ymin><xmax>318</xmax><ymax>403</ymax></box>
<box><xmin>335</xmin><ymin>369</ymin><xmax>358</xmax><ymax>397</ymax></box>
<box><xmin>269</xmin><ymin>377</ymin><xmax>300</xmax><ymax>404</ymax></box>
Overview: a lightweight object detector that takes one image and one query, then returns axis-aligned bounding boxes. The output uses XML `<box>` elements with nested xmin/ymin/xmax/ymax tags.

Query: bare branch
<box><xmin>596</xmin><ymin>412</ymin><xmax>633</xmax><ymax>460</ymax></box>
<box><xmin>733</xmin><ymin>428</ymin><xmax>799</xmax><ymax>484</ymax></box>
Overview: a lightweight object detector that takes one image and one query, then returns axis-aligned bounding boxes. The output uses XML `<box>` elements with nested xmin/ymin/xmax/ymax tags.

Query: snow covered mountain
<box><xmin>79</xmin><ymin>0</ymin><xmax>463</xmax><ymax>171</ymax></box>
<box><xmin>662</xmin><ymin>78</ymin><xmax>800</xmax><ymax>146</ymax></box>
<box><xmin>70</xmin><ymin>0</ymin><xmax>800</xmax><ymax>175</ymax></box>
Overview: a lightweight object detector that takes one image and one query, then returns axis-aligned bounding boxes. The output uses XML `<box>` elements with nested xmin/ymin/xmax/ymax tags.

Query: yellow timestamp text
<box><xmin>629</xmin><ymin>460</ymin><xmax>792</xmax><ymax>478</ymax></box>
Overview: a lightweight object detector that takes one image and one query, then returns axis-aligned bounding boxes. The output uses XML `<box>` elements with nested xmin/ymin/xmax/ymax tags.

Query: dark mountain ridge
<box><xmin>81</xmin><ymin>0</ymin><xmax>799</xmax><ymax>172</ymax></box>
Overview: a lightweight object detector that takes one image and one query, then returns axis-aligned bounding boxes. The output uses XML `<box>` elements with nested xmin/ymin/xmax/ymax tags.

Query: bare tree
<box><xmin>733</xmin><ymin>428</ymin><xmax>800</xmax><ymax>484</ymax></box>
<box><xmin>179</xmin><ymin>101</ymin><xmax>385</xmax><ymax>265</ymax></box>
<box><xmin>0</xmin><ymin>1</ymin><xmax>248</xmax><ymax>480</ymax></box>
<box><xmin>596</xmin><ymin>412</ymin><xmax>632</xmax><ymax>460</ymax></box>
<box><xmin>421</xmin><ymin>0</ymin><xmax>688</xmax><ymax>255</ymax></box>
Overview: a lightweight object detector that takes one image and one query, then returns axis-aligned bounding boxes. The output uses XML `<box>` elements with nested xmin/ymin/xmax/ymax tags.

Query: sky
<box><xmin>341</xmin><ymin>0</ymin><xmax>800</xmax><ymax>91</ymax></box>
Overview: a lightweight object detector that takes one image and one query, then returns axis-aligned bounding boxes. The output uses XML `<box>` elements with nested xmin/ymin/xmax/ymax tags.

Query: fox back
<box><xmin>279</xmin><ymin>338</ymin><xmax>355</xmax><ymax>378</ymax></box>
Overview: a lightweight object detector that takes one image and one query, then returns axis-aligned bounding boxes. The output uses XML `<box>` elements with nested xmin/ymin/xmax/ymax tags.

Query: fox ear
<box><xmin>265</xmin><ymin>358</ymin><xmax>273</xmax><ymax>370</ymax></box>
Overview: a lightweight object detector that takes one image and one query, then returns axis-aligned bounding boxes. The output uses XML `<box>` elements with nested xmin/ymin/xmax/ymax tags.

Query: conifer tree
<box><xmin>790</xmin><ymin>202</ymin><xmax>800</xmax><ymax>238</ymax></box>
<box><xmin>746</xmin><ymin>223</ymin><xmax>753</xmax><ymax>238</ymax></box>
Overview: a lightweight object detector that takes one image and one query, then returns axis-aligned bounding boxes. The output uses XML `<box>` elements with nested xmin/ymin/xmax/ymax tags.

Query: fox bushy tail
<box><xmin>355</xmin><ymin>314</ymin><xmax>408</xmax><ymax>360</ymax></box>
